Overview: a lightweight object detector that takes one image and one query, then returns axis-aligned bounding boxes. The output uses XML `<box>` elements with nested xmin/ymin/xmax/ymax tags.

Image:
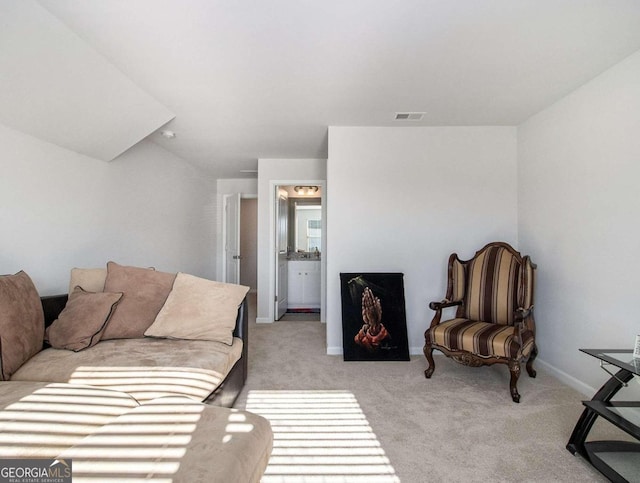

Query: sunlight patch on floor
<box><xmin>246</xmin><ymin>390</ymin><xmax>400</xmax><ymax>482</ymax></box>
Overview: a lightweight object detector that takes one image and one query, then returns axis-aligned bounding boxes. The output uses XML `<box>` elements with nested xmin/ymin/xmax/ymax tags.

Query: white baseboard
<box><xmin>536</xmin><ymin>358</ymin><xmax>596</xmax><ymax>397</ymax></box>
<box><xmin>326</xmin><ymin>345</ymin><xmax>598</xmax><ymax>397</ymax></box>
<box><xmin>417</xmin><ymin>349</ymin><xmax>597</xmax><ymax>397</ymax></box>
<box><xmin>255</xmin><ymin>317</ymin><xmax>273</xmax><ymax>324</ymax></box>
<box><xmin>410</xmin><ymin>346</ymin><xmax>424</xmax><ymax>355</ymax></box>
<box><xmin>327</xmin><ymin>346</ymin><xmax>343</xmax><ymax>356</ymax></box>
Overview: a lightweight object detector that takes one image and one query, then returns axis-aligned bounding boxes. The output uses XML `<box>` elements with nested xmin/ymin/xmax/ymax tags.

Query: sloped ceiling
<box><xmin>4</xmin><ymin>1</ymin><xmax>640</xmax><ymax>176</ymax></box>
<box><xmin>0</xmin><ymin>0</ymin><xmax>174</xmax><ymax>161</ymax></box>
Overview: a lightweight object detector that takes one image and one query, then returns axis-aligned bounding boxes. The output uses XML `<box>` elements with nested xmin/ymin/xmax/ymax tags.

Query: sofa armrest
<box><xmin>41</xmin><ymin>294</ymin><xmax>68</xmax><ymax>328</ymax></box>
<box><xmin>233</xmin><ymin>297</ymin><xmax>247</xmax><ymax>340</ymax></box>
<box><xmin>234</xmin><ymin>297</ymin><xmax>248</xmax><ymax>384</ymax></box>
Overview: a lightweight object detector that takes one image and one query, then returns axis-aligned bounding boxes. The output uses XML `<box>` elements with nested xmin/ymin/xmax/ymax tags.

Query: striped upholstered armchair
<box><xmin>424</xmin><ymin>242</ymin><xmax>537</xmax><ymax>402</ymax></box>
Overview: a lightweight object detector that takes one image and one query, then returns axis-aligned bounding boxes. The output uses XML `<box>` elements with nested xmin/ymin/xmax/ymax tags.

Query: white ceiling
<box><xmin>18</xmin><ymin>1</ymin><xmax>640</xmax><ymax>176</ymax></box>
<box><xmin>0</xmin><ymin>1</ymin><xmax>174</xmax><ymax>161</ymax></box>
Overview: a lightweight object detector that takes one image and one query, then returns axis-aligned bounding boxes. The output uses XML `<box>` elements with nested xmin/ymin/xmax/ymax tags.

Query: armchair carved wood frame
<box><xmin>423</xmin><ymin>242</ymin><xmax>538</xmax><ymax>403</ymax></box>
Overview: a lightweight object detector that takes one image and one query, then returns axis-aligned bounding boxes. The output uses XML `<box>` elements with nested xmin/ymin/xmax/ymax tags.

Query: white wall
<box><xmin>217</xmin><ymin>179</ymin><xmax>259</xmax><ymax>195</ymax></box>
<box><xmin>0</xmin><ymin>123</ymin><xmax>216</xmax><ymax>295</ymax></box>
<box><xmin>327</xmin><ymin>126</ymin><xmax>518</xmax><ymax>354</ymax></box>
<box><xmin>256</xmin><ymin>158</ymin><xmax>327</xmax><ymax>323</ymax></box>
<box><xmin>518</xmin><ymin>50</ymin><xmax>640</xmax><ymax>395</ymax></box>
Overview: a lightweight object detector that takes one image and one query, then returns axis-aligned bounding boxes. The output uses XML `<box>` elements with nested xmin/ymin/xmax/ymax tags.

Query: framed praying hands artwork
<box><xmin>340</xmin><ymin>273</ymin><xmax>410</xmax><ymax>361</ymax></box>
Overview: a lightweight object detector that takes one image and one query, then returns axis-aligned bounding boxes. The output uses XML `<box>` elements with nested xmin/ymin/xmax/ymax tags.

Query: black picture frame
<box><xmin>340</xmin><ymin>273</ymin><xmax>410</xmax><ymax>361</ymax></box>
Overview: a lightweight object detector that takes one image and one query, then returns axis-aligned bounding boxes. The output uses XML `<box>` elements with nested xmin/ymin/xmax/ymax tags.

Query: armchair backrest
<box><xmin>446</xmin><ymin>242</ymin><xmax>535</xmax><ymax>326</ymax></box>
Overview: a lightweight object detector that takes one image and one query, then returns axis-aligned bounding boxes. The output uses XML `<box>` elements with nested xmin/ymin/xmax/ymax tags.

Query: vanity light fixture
<box><xmin>294</xmin><ymin>186</ymin><xmax>319</xmax><ymax>196</ymax></box>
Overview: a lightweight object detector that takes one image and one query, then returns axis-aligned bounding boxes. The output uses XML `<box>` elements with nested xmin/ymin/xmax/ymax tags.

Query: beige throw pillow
<box><xmin>0</xmin><ymin>271</ymin><xmax>44</xmax><ymax>380</ymax></box>
<box><xmin>47</xmin><ymin>287</ymin><xmax>123</xmax><ymax>351</ymax></box>
<box><xmin>145</xmin><ymin>273</ymin><xmax>249</xmax><ymax>345</ymax></box>
<box><xmin>101</xmin><ymin>262</ymin><xmax>175</xmax><ymax>340</ymax></box>
<box><xmin>69</xmin><ymin>267</ymin><xmax>108</xmax><ymax>294</ymax></box>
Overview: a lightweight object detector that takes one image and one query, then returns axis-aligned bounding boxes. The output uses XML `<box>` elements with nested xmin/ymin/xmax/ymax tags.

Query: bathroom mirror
<box><xmin>290</xmin><ymin>199</ymin><xmax>321</xmax><ymax>252</ymax></box>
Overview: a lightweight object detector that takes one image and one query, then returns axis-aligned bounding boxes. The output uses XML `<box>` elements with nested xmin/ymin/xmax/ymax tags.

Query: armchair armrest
<box><xmin>514</xmin><ymin>306</ymin><xmax>533</xmax><ymax>322</ymax></box>
<box><xmin>513</xmin><ymin>306</ymin><xmax>534</xmax><ymax>348</ymax></box>
<box><xmin>428</xmin><ymin>299</ymin><xmax>462</xmax><ymax>311</ymax></box>
<box><xmin>427</xmin><ymin>299</ymin><xmax>462</xmax><ymax>330</ymax></box>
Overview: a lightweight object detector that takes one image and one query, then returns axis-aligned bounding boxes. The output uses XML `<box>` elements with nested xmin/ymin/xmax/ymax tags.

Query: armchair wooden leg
<box><xmin>526</xmin><ymin>344</ymin><xmax>538</xmax><ymax>378</ymax></box>
<box><xmin>508</xmin><ymin>360</ymin><xmax>521</xmax><ymax>403</ymax></box>
<box><xmin>423</xmin><ymin>343</ymin><xmax>435</xmax><ymax>378</ymax></box>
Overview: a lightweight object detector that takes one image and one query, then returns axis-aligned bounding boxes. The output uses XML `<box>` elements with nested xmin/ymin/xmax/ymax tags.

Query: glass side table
<box><xmin>566</xmin><ymin>349</ymin><xmax>640</xmax><ymax>483</ymax></box>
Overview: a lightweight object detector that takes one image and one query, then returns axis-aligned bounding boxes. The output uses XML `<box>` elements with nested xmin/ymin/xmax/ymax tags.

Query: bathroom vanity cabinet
<box><xmin>287</xmin><ymin>260</ymin><xmax>321</xmax><ymax>309</ymax></box>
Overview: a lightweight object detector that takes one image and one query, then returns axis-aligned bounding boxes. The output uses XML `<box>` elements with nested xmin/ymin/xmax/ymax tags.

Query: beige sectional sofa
<box><xmin>0</xmin><ymin>266</ymin><xmax>273</xmax><ymax>482</ymax></box>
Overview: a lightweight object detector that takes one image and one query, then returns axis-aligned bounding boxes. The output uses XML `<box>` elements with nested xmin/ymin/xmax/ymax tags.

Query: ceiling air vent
<box><xmin>395</xmin><ymin>112</ymin><xmax>425</xmax><ymax>121</ymax></box>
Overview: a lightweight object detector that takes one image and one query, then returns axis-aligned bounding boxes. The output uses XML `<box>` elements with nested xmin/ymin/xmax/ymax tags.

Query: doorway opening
<box><xmin>222</xmin><ymin>194</ymin><xmax>258</xmax><ymax>291</ymax></box>
<box><xmin>240</xmin><ymin>197</ymin><xmax>258</xmax><ymax>292</ymax></box>
<box><xmin>273</xmin><ymin>184</ymin><xmax>324</xmax><ymax>322</ymax></box>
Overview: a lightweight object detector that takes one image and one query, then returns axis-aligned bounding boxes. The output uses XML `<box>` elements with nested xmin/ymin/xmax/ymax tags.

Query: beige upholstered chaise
<box><xmin>424</xmin><ymin>242</ymin><xmax>537</xmax><ymax>402</ymax></box>
<box><xmin>0</xmin><ymin>267</ymin><xmax>273</xmax><ymax>482</ymax></box>
<box><xmin>0</xmin><ymin>382</ymin><xmax>273</xmax><ymax>482</ymax></box>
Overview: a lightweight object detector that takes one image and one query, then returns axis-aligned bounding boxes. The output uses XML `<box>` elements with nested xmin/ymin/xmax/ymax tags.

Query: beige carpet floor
<box><xmin>235</xmin><ymin>294</ymin><xmax>617</xmax><ymax>482</ymax></box>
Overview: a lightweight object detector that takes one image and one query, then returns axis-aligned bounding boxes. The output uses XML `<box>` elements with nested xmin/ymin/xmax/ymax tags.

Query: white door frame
<box><xmin>275</xmin><ymin>188</ymin><xmax>288</xmax><ymax>319</ymax></box>
<box><xmin>269</xmin><ymin>180</ymin><xmax>326</xmax><ymax>322</ymax></box>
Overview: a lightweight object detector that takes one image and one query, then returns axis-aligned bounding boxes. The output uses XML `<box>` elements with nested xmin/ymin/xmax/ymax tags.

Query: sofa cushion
<box><xmin>145</xmin><ymin>273</ymin><xmax>249</xmax><ymax>345</ymax></box>
<box><xmin>0</xmin><ymin>271</ymin><xmax>44</xmax><ymax>381</ymax></box>
<box><xmin>0</xmin><ymin>381</ymin><xmax>139</xmax><ymax>458</ymax></box>
<box><xmin>102</xmin><ymin>262</ymin><xmax>175</xmax><ymax>340</ymax></box>
<box><xmin>68</xmin><ymin>267</ymin><xmax>108</xmax><ymax>294</ymax></box>
<box><xmin>57</xmin><ymin>396</ymin><xmax>273</xmax><ymax>483</ymax></box>
<box><xmin>47</xmin><ymin>287</ymin><xmax>123</xmax><ymax>352</ymax></box>
<box><xmin>11</xmin><ymin>337</ymin><xmax>243</xmax><ymax>402</ymax></box>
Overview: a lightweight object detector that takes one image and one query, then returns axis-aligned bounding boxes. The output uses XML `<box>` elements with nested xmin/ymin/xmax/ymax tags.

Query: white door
<box><xmin>224</xmin><ymin>193</ymin><xmax>241</xmax><ymax>284</ymax></box>
<box><xmin>275</xmin><ymin>189</ymin><xmax>288</xmax><ymax>319</ymax></box>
